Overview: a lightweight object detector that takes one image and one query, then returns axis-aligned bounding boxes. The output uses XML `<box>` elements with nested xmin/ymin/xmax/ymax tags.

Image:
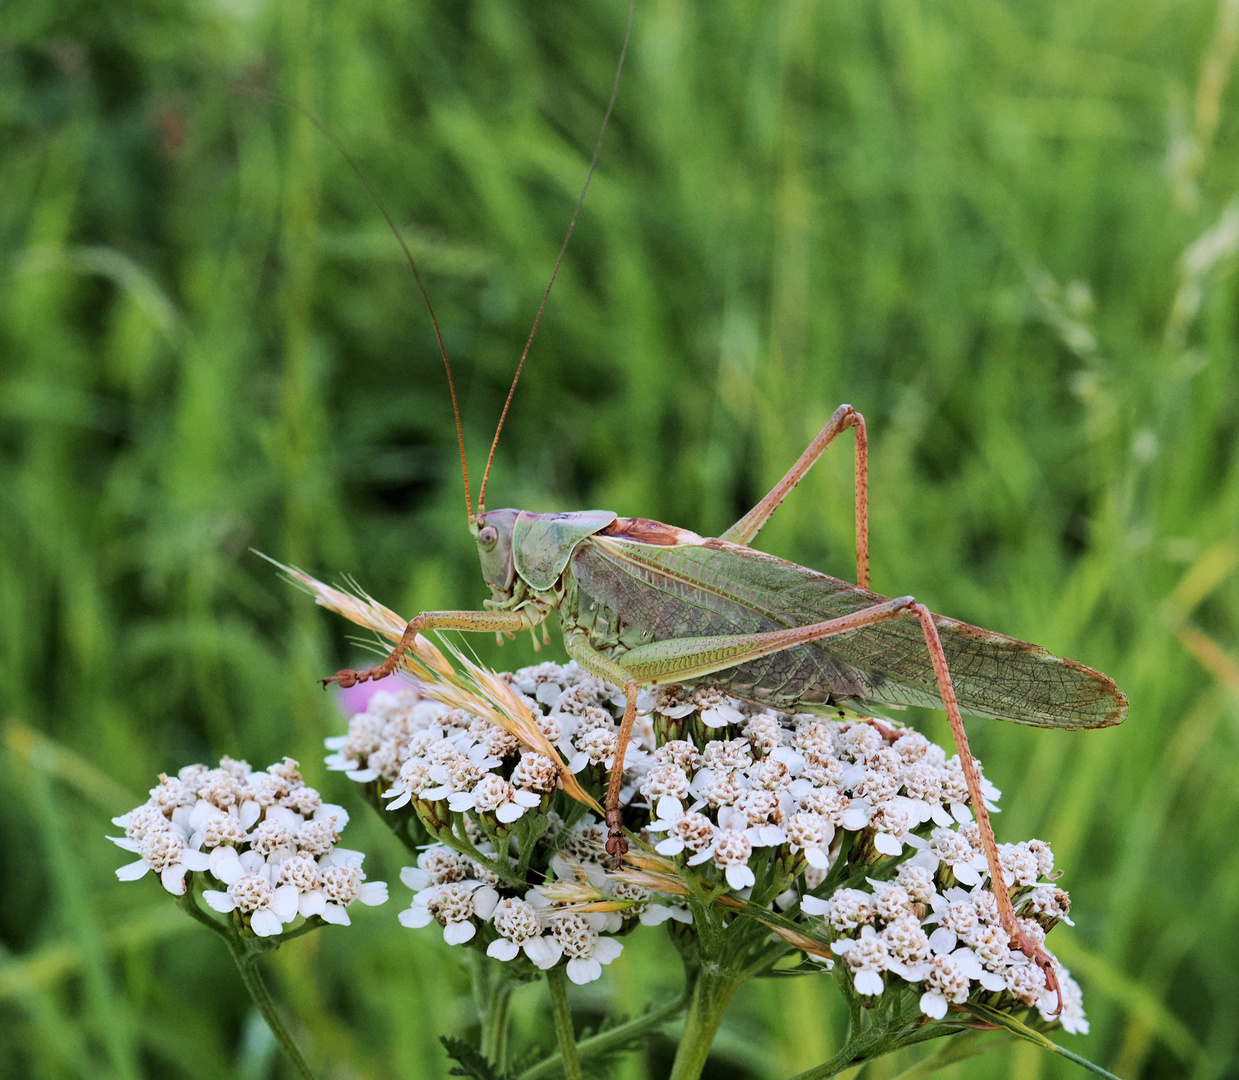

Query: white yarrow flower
<box><xmin>550</xmin><ymin>913</ymin><xmax>624</xmax><ymax>985</ymax></box>
<box><xmin>202</xmin><ymin>853</ymin><xmax>299</xmax><ymax>938</ymax></box>
<box><xmin>448</xmin><ymin>773</ymin><xmax>541</xmax><ymax>823</ymax></box>
<box><xmin>112</xmin><ymin>821</ymin><xmax>210</xmax><ymax>895</ymax></box>
<box><xmin>111</xmin><ymin>756</ymin><xmax>384</xmax><ymax>939</ymax></box>
<box><xmin>400</xmin><ymin>881</ymin><xmax>499</xmax><ymax>944</ymax></box>
<box><xmin>486</xmin><ymin>897</ymin><xmax>562</xmax><ymax>968</ymax></box>
<box><xmin>831</xmin><ymin>926</ymin><xmax>890</xmax><ymax>996</ymax></box>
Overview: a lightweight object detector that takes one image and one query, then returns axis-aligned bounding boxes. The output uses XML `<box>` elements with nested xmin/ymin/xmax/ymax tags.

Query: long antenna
<box><xmin>475</xmin><ymin>0</ymin><xmax>635</xmax><ymax>512</ymax></box>
<box><xmin>245</xmin><ymin>88</ymin><xmax>475</xmax><ymax>521</ymax></box>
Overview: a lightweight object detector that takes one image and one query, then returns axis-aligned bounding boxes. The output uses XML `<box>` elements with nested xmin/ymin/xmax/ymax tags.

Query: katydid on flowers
<box><xmin>326</xmin><ymin>403</ymin><xmax>1127</xmax><ymax>1008</ymax></box>
<box><xmin>315</xmin><ymin>3</ymin><xmax>1126</xmax><ymax>1012</ymax></box>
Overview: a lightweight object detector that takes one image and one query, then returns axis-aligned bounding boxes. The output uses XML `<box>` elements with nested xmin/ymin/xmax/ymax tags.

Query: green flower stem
<box><xmin>1039</xmin><ymin>1041</ymin><xmax>1125</xmax><ymax>1079</ymax></box>
<box><xmin>176</xmin><ymin>890</ymin><xmax>318</xmax><ymax>1080</ymax></box>
<box><xmin>962</xmin><ymin>1004</ymin><xmax>1124</xmax><ymax>1080</ymax></box>
<box><xmin>175</xmin><ymin>886</ymin><xmax>230</xmax><ymax>938</ymax></box>
<box><xmin>667</xmin><ymin>967</ymin><xmax>744</xmax><ymax>1080</ymax></box>
<box><xmin>430</xmin><ymin>822</ymin><xmax>525</xmax><ymax>889</ymax></box>
<box><xmin>515</xmin><ymin>811</ymin><xmax>549</xmax><ymax>878</ymax></box>
<box><xmin>838</xmin><ymin>966</ymin><xmax>864</xmax><ymax>1040</ymax></box>
<box><xmin>546</xmin><ymin>967</ymin><xmax>583</xmax><ymax>1080</ymax></box>
<box><xmin>226</xmin><ymin>940</ymin><xmax>319</xmax><ymax>1080</ymax></box>
<box><xmin>780</xmin><ymin>995</ymin><xmax>943</xmax><ymax>1080</ymax></box>
<box><xmin>471</xmin><ymin>952</ymin><xmax>515</xmax><ymax>1070</ymax></box>
<box><xmin>885</xmin><ymin>1031</ymin><xmax>999</xmax><ymax>1079</ymax></box>
<box><xmin>777</xmin><ymin>995</ymin><xmax>1121</xmax><ymax>1080</ymax></box>
<box><xmin>787</xmin><ymin>1035</ymin><xmax>886</xmax><ymax>1080</ymax></box>
<box><xmin>786</xmin><ymin>1021</ymin><xmax>918</xmax><ymax>1080</ymax></box>
<box><xmin>482</xmin><ymin>984</ymin><xmax>513</xmax><ymax>1068</ymax></box>
<box><xmin>277</xmin><ymin>918</ymin><xmax>326</xmax><ymax>943</ymax></box>
<box><xmin>516</xmin><ymin>987</ymin><xmax>690</xmax><ymax>1080</ymax></box>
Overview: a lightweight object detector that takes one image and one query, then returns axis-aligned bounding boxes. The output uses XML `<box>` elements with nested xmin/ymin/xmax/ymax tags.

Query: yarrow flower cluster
<box><xmin>162</xmin><ymin>559</ymin><xmax>1112</xmax><ymax>1080</ymax></box>
<box><xmin>395</xmin><ymin>836</ymin><xmax>650</xmax><ymax>985</ymax></box>
<box><xmin>325</xmin><ymin>661</ymin><xmax>1086</xmax><ymax>1032</ymax></box>
<box><xmin>325</xmin><ymin>666</ymin><xmax>689</xmax><ymax>984</ymax></box>
<box><xmin>110</xmin><ymin>757</ymin><xmax>388</xmax><ymax>937</ymax></box>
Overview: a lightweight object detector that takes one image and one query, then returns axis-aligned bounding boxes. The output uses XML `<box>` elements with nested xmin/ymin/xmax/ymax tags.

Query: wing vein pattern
<box><xmin>570</xmin><ymin>535</ymin><xmax>1125</xmax><ymax>728</ymax></box>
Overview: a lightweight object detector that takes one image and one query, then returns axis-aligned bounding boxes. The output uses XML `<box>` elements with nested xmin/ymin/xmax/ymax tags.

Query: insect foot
<box><xmin>1024</xmin><ymin>938</ymin><xmax>1063</xmax><ymax>1016</ymax></box>
<box><xmin>604</xmin><ymin>809</ymin><xmax>628</xmax><ymax>858</ymax></box>
<box><xmin>323</xmin><ymin>669</ymin><xmax>358</xmax><ymax>689</ymax></box>
<box><xmin>322</xmin><ymin>665</ymin><xmax>387</xmax><ymax>690</ymax></box>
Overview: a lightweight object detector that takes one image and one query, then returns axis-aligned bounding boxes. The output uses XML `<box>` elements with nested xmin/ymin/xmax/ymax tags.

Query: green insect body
<box><xmin>477</xmin><ymin>508</ymin><xmax>1126</xmax><ymax>730</ymax></box>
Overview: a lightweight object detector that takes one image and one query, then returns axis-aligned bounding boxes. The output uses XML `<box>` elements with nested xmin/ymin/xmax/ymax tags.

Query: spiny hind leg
<box><xmin>720</xmin><ymin>403</ymin><xmax>869</xmax><ymax>589</ymax></box>
<box><xmin>322</xmin><ymin>609</ymin><xmax>530</xmax><ymax>688</ymax></box>
<box><xmin>909</xmin><ymin>603</ymin><xmax>1062</xmax><ymax>1015</ymax></box>
<box><xmin>615</xmin><ymin>597</ymin><xmax>1061</xmax><ymax>1010</ymax></box>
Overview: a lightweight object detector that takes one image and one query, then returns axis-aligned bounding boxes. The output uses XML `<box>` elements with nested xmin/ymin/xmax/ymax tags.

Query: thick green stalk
<box><xmin>516</xmin><ymin>989</ymin><xmax>689</xmax><ymax>1080</ymax></box>
<box><xmin>546</xmin><ymin>967</ymin><xmax>583</xmax><ymax>1080</ymax></box>
<box><xmin>224</xmin><ymin>934</ymin><xmax>318</xmax><ymax>1080</ymax></box>
<box><xmin>471</xmin><ymin>952</ymin><xmax>515</xmax><ymax>1070</ymax></box>
<box><xmin>176</xmin><ymin>890</ymin><xmax>317</xmax><ymax>1080</ymax></box>
<box><xmin>481</xmin><ymin>983</ymin><xmax>513</xmax><ymax>1067</ymax></box>
<box><xmin>667</xmin><ymin>968</ymin><xmax>744</xmax><ymax>1080</ymax></box>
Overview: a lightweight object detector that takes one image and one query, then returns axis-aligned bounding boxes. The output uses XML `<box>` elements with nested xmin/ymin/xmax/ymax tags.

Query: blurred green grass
<box><xmin>2</xmin><ymin>0</ymin><xmax>1238</xmax><ymax>1077</ymax></box>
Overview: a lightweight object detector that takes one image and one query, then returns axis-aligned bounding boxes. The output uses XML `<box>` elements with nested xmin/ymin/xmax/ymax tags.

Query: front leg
<box><xmin>324</xmin><ymin>609</ymin><xmax>534</xmax><ymax>688</ymax></box>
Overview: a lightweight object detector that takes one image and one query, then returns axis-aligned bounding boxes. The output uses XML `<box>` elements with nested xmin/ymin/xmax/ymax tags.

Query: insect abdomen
<box><xmin>567</xmin><ymin>535</ymin><xmax>881</xmax><ymax>709</ymax></box>
<box><xmin>568</xmin><ymin>530</ymin><xmax>1126</xmax><ymax>728</ymax></box>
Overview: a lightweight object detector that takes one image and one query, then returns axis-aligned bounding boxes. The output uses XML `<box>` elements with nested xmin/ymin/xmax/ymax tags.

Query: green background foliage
<box><xmin>2</xmin><ymin>0</ymin><xmax>1238</xmax><ymax>1076</ymax></box>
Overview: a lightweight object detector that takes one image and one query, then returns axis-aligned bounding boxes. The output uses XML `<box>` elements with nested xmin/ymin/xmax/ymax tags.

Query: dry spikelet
<box><xmin>262</xmin><ymin>555</ymin><xmax>600</xmax><ymax>811</ymax></box>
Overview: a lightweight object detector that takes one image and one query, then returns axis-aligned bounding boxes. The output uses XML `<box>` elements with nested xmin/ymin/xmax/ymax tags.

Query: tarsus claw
<box><xmin>1037</xmin><ymin>947</ymin><xmax>1063</xmax><ymax>1017</ymax></box>
<box><xmin>604</xmin><ymin>808</ymin><xmax>628</xmax><ymax>862</ymax></box>
<box><xmin>322</xmin><ymin>670</ymin><xmax>360</xmax><ymax>690</ymax></box>
<box><xmin>1012</xmin><ymin>926</ymin><xmax>1063</xmax><ymax>1017</ymax></box>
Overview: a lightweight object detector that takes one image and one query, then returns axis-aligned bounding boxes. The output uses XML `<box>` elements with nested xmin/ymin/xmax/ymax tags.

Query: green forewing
<box><xmin>512</xmin><ymin>510</ymin><xmax>618</xmax><ymax>591</ymax></box>
<box><xmin>570</xmin><ymin>534</ymin><xmax>1126</xmax><ymax>729</ymax></box>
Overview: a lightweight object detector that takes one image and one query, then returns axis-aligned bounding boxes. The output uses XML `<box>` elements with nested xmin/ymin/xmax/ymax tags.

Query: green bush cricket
<box><xmin>313</xmin><ymin>6</ymin><xmax>1127</xmax><ymax>1011</ymax></box>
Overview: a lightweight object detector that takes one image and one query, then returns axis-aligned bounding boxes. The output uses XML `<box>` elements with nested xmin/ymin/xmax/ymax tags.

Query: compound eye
<box><xmin>478</xmin><ymin>526</ymin><xmax>499</xmax><ymax>551</ymax></box>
